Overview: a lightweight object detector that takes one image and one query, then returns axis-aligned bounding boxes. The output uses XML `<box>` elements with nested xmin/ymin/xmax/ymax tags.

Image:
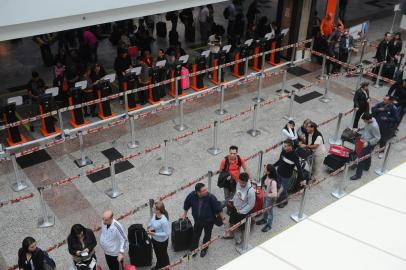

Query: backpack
<box><xmin>223</xmin><ymin>7</ymin><xmax>230</xmax><ymax>20</ymax></box>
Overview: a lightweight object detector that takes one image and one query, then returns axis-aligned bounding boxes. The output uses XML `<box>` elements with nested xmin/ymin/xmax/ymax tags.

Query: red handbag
<box><xmin>328</xmin><ymin>145</ymin><xmax>352</xmax><ymax>158</ymax></box>
<box><xmin>355</xmin><ymin>138</ymin><xmax>364</xmax><ymax>158</ymax></box>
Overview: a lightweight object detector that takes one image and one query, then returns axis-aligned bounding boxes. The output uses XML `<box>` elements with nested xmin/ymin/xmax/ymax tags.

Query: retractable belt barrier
<box><xmin>5</xmin><ymin>107</ymin><xmax>360</xmax><ymax>270</ymax></box>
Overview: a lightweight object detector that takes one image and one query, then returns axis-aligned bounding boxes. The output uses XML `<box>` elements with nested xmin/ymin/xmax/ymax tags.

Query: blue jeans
<box><xmin>262</xmin><ymin>197</ymin><xmax>274</xmax><ymax>227</ymax></box>
<box><xmin>276</xmin><ymin>174</ymin><xmax>290</xmax><ymax>204</ymax></box>
<box><xmin>355</xmin><ymin>144</ymin><xmax>373</xmax><ymax>177</ymax></box>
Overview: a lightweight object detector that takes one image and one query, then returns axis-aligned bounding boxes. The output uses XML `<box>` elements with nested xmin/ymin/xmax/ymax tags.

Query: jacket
<box><xmin>375</xmin><ymin>40</ymin><xmax>391</xmax><ymax>62</ymax></box>
<box><xmin>360</xmin><ymin>118</ymin><xmax>381</xmax><ymax>146</ymax></box>
<box><xmin>18</xmin><ymin>248</ymin><xmax>45</xmax><ymax>270</ymax></box>
<box><xmin>67</xmin><ymin>228</ymin><xmax>97</xmax><ymax>259</ymax></box>
<box><xmin>273</xmin><ymin>149</ymin><xmax>304</xmax><ymax>181</ymax></box>
<box><xmin>353</xmin><ymin>88</ymin><xmax>370</xmax><ymax>111</ymax></box>
<box><xmin>371</xmin><ymin>102</ymin><xmax>399</xmax><ymax>129</ymax></box>
<box><xmin>100</xmin><ymin>219</ymin><xmax>128</xmax><ymax>256</ymax></box>
<box><xmin>184</xmin><ymin>192</ymin><xmax>222</xmax><ymax>224</ymax></box>
<box><xmin>388</xmin><ymin>83</ymin><xmax>406</xmax><ymax>107</ymax></box>
<box><xmin>232</xmin><ymin>181</ymin><xmax>256</xmax><ymax>215</ymax></box>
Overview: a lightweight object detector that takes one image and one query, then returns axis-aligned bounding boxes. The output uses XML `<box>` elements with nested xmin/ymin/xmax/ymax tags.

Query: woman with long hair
<box><xmin>147</xmin><ymin>201</ymin><xmax>170</xmax><ymax>270</ymax></box>
<box><xmin>18</xmin><ymin>237</ymin><xmax>46</xmax><ymax>270</ymax></box>
<box><xmin>256</xmin><ymin>164</ymin><xmax>279</xmax><ymax>232</ymax></box>
<box><xmin>67</xmin><ymin>224</ymin><xmax>97</xmax><ymax>270</ymax></box>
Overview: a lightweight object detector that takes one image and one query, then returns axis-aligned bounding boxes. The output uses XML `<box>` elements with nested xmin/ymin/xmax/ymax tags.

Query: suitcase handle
<box><xmin>178</xmin><ymin>218</ymin><xmax>188</xmax><ymax>230</ymax></box>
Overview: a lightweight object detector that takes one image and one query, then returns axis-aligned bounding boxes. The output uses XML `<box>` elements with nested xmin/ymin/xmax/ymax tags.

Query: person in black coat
<box><xmin>338</xmin><ymin>30</ymin><xmax>354</xmax><ymax>69</ymax></box>
<box><xmin>389</xmin><ymin>32</ymin><xmax>402</xmax><ymax>64</ymax></box>
<box><xmin>67</xmin><ymin>224</ymin><xmax>97</xmax><ymax>270</ymax></box>
<box><xmin>375</xmin><ymin>32</ymin><xmax>392</xmax><ymax>63</ymax></box>
<box><xmin>353</xmin><ymin>82</ymin><xmax>371</xmax><ymax>128</ymax></box>
<box><xmin>114</xmin><ymin>48</ymin><xmax>133</xmax><ymax>101</ymax></box>
<box><xmin>388</xmin><ymin>79</ymin><xmax>406</xmax><ymax>126</ymax></box>
<box><xmin>18</xmin><ymin>237</ymin><xmax>46</xmax><ymax>270</ymax></box>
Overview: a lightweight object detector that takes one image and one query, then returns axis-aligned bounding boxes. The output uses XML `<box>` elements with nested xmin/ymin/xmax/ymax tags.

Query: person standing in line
<box><xmin>219</xmin><ymin>146</ymin><xmax>251</xmax><ymax>204</ymax></box>
<box><xmin>282</xmin><ymin>120</ymin><xmax>298</xmax><ymax>146</ymax></box>
<box><xmin>182</xmin><ymin>183</ymin><xmax>225</xmax><ymax>258</ymax></box>
<box><xmin>83</xmin><ymin>28</ymin><xmax>99</xmax><ymax>62</ymax></box>
<box><xmin>256</xmin><ymin>164</ymin><xmax>279</xmax><ymax>232</ymax></box>
<box><xmin>114</xmin><ymin>48</ymin><xmax>133</xmax><ymax>105</ymax></box>
<box><xmin>297</xmin><ymin>119</ymin><xmax>311</xmax><ymax>143</ymax></box>
<box><xmin>67</xmin><ymin>224</ymin><xmax>98</xmax><ymax>270</ymax></box>
<box><xmin>338</xmin><ymin>30</ymin><xmax>354</xmax><ymax>70</ymax></box>
<box><xmin>300</xmin><ymin>122</ymin><xmax>326</xmax><ymax>180</ymax></box>
<box><xmin>350</xmin><ymin>113</ymin><xmax>381</xmax><ymax>180</ymax></box>
<box><xmin>375</xmin><ymin>32</ymin><xmax>392</xmax><ymax>63</ymax></box>
<box><xmin>18</xmin><ymin>237</ymin><xmax>46</xmax><ymax>270</ymax></box>
<box><xmin>353</xmin><ymin>82</ymin><xmax>371</xmax><ymax>128</ymax></box>
<box><xmin>371</xmin><ymin>96</ymin><xmax>399</xmax><ymax>158</ymax></box>
<box><xmin>273</xmin><ymin>139</ymin><xmax>304</xmax><ymax>208</ymax></box>
<box><xmin>100</xmin><ymin>210</ymin><xmax>128</xmax><ymax>270</ymax></box>
<box><xmin>147</xmin><ymin>201</ymin><xmax>170</xmax><ymax>270</ymax></box>
<box><xmin>223</xmin><ymin>173</ymin><xmax>255</xmax><ymax>246</ymax></box>
<box><xmin>198</xmin><ymin>6</ymin><xmax>210</xmax><ymax>42</ymax></box>
<box><xmin>388</xmin><ymin>79</ymin><xmax>406</xmax><ymax>126</ymax></box>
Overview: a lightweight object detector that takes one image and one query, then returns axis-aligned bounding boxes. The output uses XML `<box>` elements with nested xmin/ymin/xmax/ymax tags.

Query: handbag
<box><xmin>43</xmin><ymin>251</ymin><xmax>56</xmax><ymax>270</ymax></box>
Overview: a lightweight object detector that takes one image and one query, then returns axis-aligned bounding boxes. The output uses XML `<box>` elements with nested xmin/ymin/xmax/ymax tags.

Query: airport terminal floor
<box><xmin>0</xmin><ymin>1</ymin><xmax>406</xmax><ymax>270</ymax></box>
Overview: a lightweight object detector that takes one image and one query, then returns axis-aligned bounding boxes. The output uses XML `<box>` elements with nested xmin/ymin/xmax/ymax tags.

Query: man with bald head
<box><xmin>100</xmin><ymin>210</ymin><xmax>128</xmax><ymax>270</ymax></box>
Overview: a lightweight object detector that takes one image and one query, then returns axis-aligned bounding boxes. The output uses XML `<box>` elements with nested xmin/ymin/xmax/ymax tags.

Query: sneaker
<box><xmin>350</xmin><ymin>175</ymin><xmax>360</xmax><ymax>181</ymax></box>
<box><xmin>200</xmin><ymin>249</ymin><xmax>207</xmax><ymax>258</ymax></box>
<box><xmin>378</xmin><ymin>153</ymin><xmax>384</xmax><ymax>159</ymax></box>
<box><xmin>256</xmin><ymin>219</ymin><xmax>267</xmax><ymax>225</ymax></box>
<box><xmin>261</xmin><ymin>225</ymin><xmax>272</xmax><ymax>232</ymax></box>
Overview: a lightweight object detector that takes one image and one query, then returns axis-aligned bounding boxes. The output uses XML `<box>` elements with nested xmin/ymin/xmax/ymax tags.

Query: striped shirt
<box><xmin>100</xmin><ymin>219</ymin><xmax>128</xmax><ymax>256</ymax></box>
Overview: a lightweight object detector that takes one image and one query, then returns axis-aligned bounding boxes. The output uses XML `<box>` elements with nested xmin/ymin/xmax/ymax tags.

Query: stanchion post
<box><xmin>208</xmin><ymin>171</ymin><xmax>213</xmax><ymax>193</ymax></box>
<box><xmin>375</xmin><ymin>142</ymin><xmax>392</xmax><ymax>175</ymax></box>
<box><xmin>354</xmin><ymin>65</ymin><xmax>364</xmax><ymax>94</ymax></box>
<box><xmin>390</xmin><ymin>8</ymin><xmax>399</xmax><ymax>33</ymax></box>
<box><xmin>374</xmin><ymin>61</ymin><xmax>385</xmax><ymax>88</ymax></box>
<box><xmin>359</xmin><ymin>40</ymin><xmax>367</xmax><ymax>64</ymax></box>
<box><xmin>256</xmin><ymin>151</ymin><xmax>264</xmax><ymax>184</ymax></box>
<box><xmin>247</xmin><ymin>104</ymin><xmax>261</xmax><ymax>137</ymax></box>
<box><xmin>289</xmin><ymin>45</ymin><xmax>296</xmax><ymax>67</ymax></box>
<box><xmin>218</xmin><ymin>63</ymin><xmax>223</xmax><ymax>84</ymax></box>
<box><xmin>207</xmin><ymin>121</ymin><xmax>222</xmax><ymax>155</ymax></box>
<box><xmin>124</xmin><ymin>91</ymin><xmax>129</xmax><ymax>114</ymax></box>
<box><xmin>57</xmin><ymin>109</ymin><xmax>65</xmax><ymax>139</ymax></box>
<box><xmin>252</xmin><ymin>72</ymin><xmax>265</xmax><ymax>103</ymax></box>
<box><xmin>106</xmin><ymin>161</ymin><xmax>123</xmax><ymax>198</ymax></box>
<box><xmin>284</xmin><ymin>89</ymin><xmax>295</xmax><ymax>120</ymax></box>
<box><xmin>159</xmin><ymin>140</ymin><xmax>174</xmax><ymax>176</ymax></box>
<box><xmin>74</xmin><ymin>131</ymin><xmax>93</xmax><ymax>167</ymax></box>
<box><xmin>236</xmin><ymin>216</ymin><xmax>252</xmax><ymax>254</ymax></box>
<box><xmin>278</xmin><ymin>69</ymin><xmax>287</xmax><ymax>96</ymax></box>
<box><xmin>149</xmin><ymin>199</ymin><xmax>155</xmax><ymax>219</ymax></box>
<box><xmin>307</xmin><ymin>39</ymin><xmax>314</xmax><ymax>61</ymax></box>
<box><xmin>37</xmin><ymin>187</ymin><xmax>55</xmax><ymax>228</ymax></box>
<box><xmin>174</xmin><ymin>99</ymin><xmax>188</xmax><ymax>131</ymax></box>
<box><xmin>329</xmin><ymin>113</ymin><xmax>343</xmax><ymax>145</ymax></box>
<box><xmin>332</xmin><ymin>163</ymin><xmax>348</xmax><ymax>199</ymax></box>
<box><xmin>187</xmin><ymin>253</ymin><xmax>193</xmax><ymax>270</ymax></box>
<box><xmin>244</xmin><ymin>56</ymin><xmax>249</xmax><ymax>77</ymax></box>
<box><xmin>127</xmin><ymin>115</ymin><xmax>139</xmax><ymax>149</ymax></box>
<box><xmin>290</xmin><ymin>186</ymin><xmax>308</xmax><ymax>223</ymax></box>
<box><xmin>318</xmin><ymin>54</ymin><xmax>327</xmax><ymax>80</ymax></box>
<box><xmin>215</xmin><ymin>85</ymin><xmax>228</xmax><ymax>115</ymax></box>
<box><xmin>347</xmin><ymin>49</ymin><xmax>353</xmax><ymax>66</ymax></box>
<box><xmin>10</xmin><ymin>154</ymin><xmax>28</xmax><ymax>192</ymax></box>
<box><xmin>319</xmin><ymin>75</ymin><xmax>332</xmax><ymax>103</ymax></box>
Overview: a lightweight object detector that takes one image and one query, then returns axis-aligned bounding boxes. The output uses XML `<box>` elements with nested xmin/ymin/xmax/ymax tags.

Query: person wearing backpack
<box><xmin>18</xmin><ymin>237</ymin><xmax>55</xmax><ymax>270</ymax></box>
<box><xmin>147</xmin><ymin>201</ymin><xmax>170</xmax><ymax>270</ymax></box>
<box><xmin>256</xmin><ymin>164</ymin><xmax>279</xmax><ymax>232</ymax></box>
<box><xmin>219</xmin><ymin>145</ymin><xmax>251</xmax><ymax>204</ymax></box>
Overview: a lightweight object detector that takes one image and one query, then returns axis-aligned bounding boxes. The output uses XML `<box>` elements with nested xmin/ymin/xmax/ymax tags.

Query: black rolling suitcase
<box><xmin>171</xmin><ymin>219</ymin><xmax>193</xmax><ymax>252</ymax></box>
<box><xmin>128</xmin><ymin>224</ymin><xmax>152</xmax><ymax>267</ymax></box>
<box><xmin>156</xmin><ymin>21</ymin><xmax>167</xmax><ymax>38</ymax></box>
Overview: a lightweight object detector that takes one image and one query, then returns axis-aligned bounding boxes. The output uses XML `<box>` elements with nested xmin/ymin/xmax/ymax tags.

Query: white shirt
<box><xmin>282</xmin><ymin>127</ymin><xmax>298</xmax><ymax>141</ymax></box>
<box><xmin>100</xmin><ymin>219</ymin><xmax>128</xmax><ymax>256</ymax></box>
<box><xmin>198</xmin><ymin>7</ymin><xmax>209</xmax><ymax>23</ymax></box>
<box><xmin>310</xmin><ymin>135</ymin><xmax>326</xmax><ymax>156</ymax></box>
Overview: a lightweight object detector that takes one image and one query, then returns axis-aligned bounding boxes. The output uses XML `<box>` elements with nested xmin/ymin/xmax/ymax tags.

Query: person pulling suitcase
<box><xmin>181</xmin><ymin>183</ymin><xmax>225</xmax><ymax>258</ymax></box>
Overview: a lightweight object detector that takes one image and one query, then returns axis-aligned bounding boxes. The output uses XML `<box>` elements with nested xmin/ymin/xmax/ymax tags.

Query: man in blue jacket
<box><xmin>372</xmin><ymin>96</ymin><xmax>399</xmax><ymax>159</ymax></box>
<box><xmin>182</xmin><ymin>183</ymin><xmax>225</xmax><ymax>258</ymax></box>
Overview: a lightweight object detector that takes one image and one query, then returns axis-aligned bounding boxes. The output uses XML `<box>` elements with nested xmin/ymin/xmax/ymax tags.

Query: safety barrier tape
<box><xmin>0</xmin><ymin>39</ymin><xmax>312</xmax><ymax>132</ymax></box>
<box><xmin>0</xmin><ymin>193</ymin><xmax>34</xmax><ymax>208</ymax></box>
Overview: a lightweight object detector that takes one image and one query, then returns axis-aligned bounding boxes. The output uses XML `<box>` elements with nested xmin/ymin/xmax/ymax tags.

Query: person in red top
<box><xmin>320</xmin><ymin>13</ymin><xmax>334</xmax><ymax>38</ymax></box>
<box><xmin>219</xmin><ymin>145</ymin><xmax>251</xmax><ymax>203</ymax></box>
